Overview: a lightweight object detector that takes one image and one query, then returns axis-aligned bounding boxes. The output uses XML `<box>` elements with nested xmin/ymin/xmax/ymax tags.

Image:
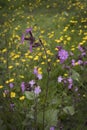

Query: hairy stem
<box><xmin>34</xmin><ymin>95</ymin><xmax>38</xmax><ymax>130</ymax></box>
<box><xmin>39</xmin><ymin>39</ymin><xmax>51</xmax><ymax>130</ymax></box>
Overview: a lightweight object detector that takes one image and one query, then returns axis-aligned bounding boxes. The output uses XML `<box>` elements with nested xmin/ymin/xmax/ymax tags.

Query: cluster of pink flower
<box><xmin>21</xmin><ymin>67</ymin><xmax>42</xmax><ymax>95</ymax></box>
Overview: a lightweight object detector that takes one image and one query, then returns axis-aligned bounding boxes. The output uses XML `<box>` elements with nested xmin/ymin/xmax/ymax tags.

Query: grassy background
<box><xmin>0</xmin><ymin>0</ymin><xmax>87</xmax><ymax>130</ymax></box>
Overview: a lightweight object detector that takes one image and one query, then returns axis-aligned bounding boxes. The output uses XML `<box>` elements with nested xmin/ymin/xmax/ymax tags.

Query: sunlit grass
<box><xmin>0</xmin><ymin>0</ymin><xmax>87</xmax><ymax>129</ymax></box>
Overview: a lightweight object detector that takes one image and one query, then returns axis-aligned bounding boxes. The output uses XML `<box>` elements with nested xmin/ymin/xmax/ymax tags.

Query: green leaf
<box><xmin>63</xmin><ymin>106</ymin><xmax>75</xmax><ymax>115</ymax></box>
<box><xmin>37</xmin><ymin>109</ymin><xmax>58</xmax><ymax>129</ymax></box>
<box><xmin>0</xmin><ymin>119</ymin><xmax>7</xmax><ymax>130</ymax></box>
<box><xmin>71</xmin><ymin>69</ymin><xmax>80</xmax><ymax>81</ymax></box>
<box><xmin>45</xmin><ymin>109</ymin><xmax>58</xmax><ymax>125</ymax></box>
<box><xmin>24</xmin><ymin>91</ymin><xmax>35</xmax><ymax>100</ymax></box>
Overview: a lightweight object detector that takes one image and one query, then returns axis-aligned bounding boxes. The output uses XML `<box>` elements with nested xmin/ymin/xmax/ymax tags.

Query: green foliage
<box><xmin>0</xmin><ymin>0</ymin><xmax>87</xmax><ymax>130</ymax></box>
<box><xmin>71</xmin><ymin>69</ymin><xmax>80</xmax><ymax>81</ymax></box>
<box><xmin>25</xmin><ymin>91</ymin><xmax>35</xmax><ymax>100</ymax></box>
<box><xmin>63</xmin><ymin>106</ymin><xmax>75</xmax><ymax>116</ymax></box>
<box><xmin>0</xmin><ymin>119</ymin><xmax>7</xmax><ymax>130</ymax></box>
<box><xmin>37</xmin><ymin>109</ymin><xmax>58</xmax><ymax>130</ymax></box>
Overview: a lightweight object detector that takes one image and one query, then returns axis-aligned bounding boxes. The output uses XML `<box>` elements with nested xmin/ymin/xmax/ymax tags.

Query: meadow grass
<box><xmin>0</xmin><ymin>0</ymin><xmax>87</xmax><ymax>130</ymax></box>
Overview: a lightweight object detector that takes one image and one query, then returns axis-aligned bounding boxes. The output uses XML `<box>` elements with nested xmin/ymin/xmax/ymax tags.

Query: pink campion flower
<box><xmin>63</xmin><ymin>79</ymin><xmax>67</xmax><ymax>84</ymax></box>
<box><xmin>29</xmin><ymin>44</ymin><xmax>33</xmax><ymax>52</ymax></box>
<box><xmin>68</xmin><ymin>83</ymin><xmax>73</xmax><ymax>89</ymax></box>
<box><xmin>70</xmin><ymin>52</ymin><xmax>74</xmax><ymax>56</ymax></box>
<box><xmin>9</xmin><ymin>83</ymin><xmax>14</xmax><ymax>88</ymax></box>
<box><xmin>56</xmin><ymin>46</ymin><xmax>62</xmax><ymax>51</ymax></box>
<box><xmin>4</xmin><ymin>90</ymin><xmax>9</xmax><ymax>95</ymax></box>
<box><xmin>21</xmin><ymin>34</ymin><xmax>25</xmax><ymax>44</ymax></box>
<box><xmin>68</xmin><ymin>77</ymin><xmax>73</xmax><ymax>89</ymax></box>
<box><xmin>68</xmin><ymin>77</ymin><xmax>73</xmax><ymax>84</ymax></box>
<box><xmin>81</xmin><ymin>52</ymin><xmax>86</xmax><ymax>56</ymax></box>
<box><xmin>78</xmin><ymin>44</ymin><xmax>84</xmax><ymax>52</ymax></box>
<box><xmin>75</xmin><ymin>87</ymin><xmax>78</xmax><ymax>92</ymax></box>
<box><xmin>58</xmin><ymin>76</ymin><xmax>63</xmax><ymax>83</ymax></box>
<box><xmin>34</xmin><ymin>86</ymin><xmax>41</xmax><ymax>95</ymax></box>
<box><xmin>21</xmin><ymin>28</ymin><xmax>35</xmax><ymax>52</ymax></box>
<box><xmin>25</xmin><ymin>28</ymin><xmax>32</xmax><ymax>33</ymax></box>
<box><xmin>33</xmin><ymin>67</ymin><xmax>38</xmax><ymax>75</ymax></box>
<box><xmin>10</xmin><ymin>103</ymin><xmax>15</xmax><ymax>110</ymax></box>
<box><xmin>58</xmin><ymin>49</ymin><xmax>69</xmax><ymax>63</ymax></box>
<box><xmin>50</xmin><ymin>126</ymin><xmax>55</xmax><ymax>130</ymax></box>
<box><xmin>37</xmin><ymin>74</ymin><xmax>42</xmax><ymax>80</ymax></box>
<box><xmin>77</xmin><ymin>60</ymin><xmax>83</xmax><ymax>65</ymax></box>
<box><xmin>21</xmin><ymin>28</ymin><xmax>32</xmax><ymax>40</ymax></box>
<box><xmin>29</xmin><ymin>80</ymin><xmax>35</xmax><ymax>87</ymax></box>
<box><xmin>71</xmin><ymin>59</ymin><xmax>75</xmax><ymax>66</ymax></box>
<box><xmin>21</xmin><ymin>82</ymin><xmax>25</xmax><ymax>92</ymax></box>
<box><xmin>84</xmin><ymin>61</ymin><xmax>87</xmax><ymax>65</ymax></box>
<box><xmin>33</xmin><ymin>67</ymin><xmax>42</xmax><ymax>80</ymax></box>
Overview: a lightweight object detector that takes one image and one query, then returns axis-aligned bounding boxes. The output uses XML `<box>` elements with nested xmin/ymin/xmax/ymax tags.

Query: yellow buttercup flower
<box><xmin>48</xmin><ymin>59</ymin><xmax>51</xmax><ymax>62</ymax></box>
<box><xmin>71</xmin><ymin>48</ymin><xmax>75</xmax><ymax>51</ymax></box>
<box><xmin>48</xmin><ymin>34</ymin><xmax>54</xmax><ymax>38</ymax></box>
<box><xmin>38</xmin><ymin>52</ymin><xmax>42</xmax><ymax>56</ymax></box>
<box><xmin>2</xmin><ymin>48</ymin><xmax>7</xmax><ymax>53</ymax></box>
<box><xmin>21</xmin><ymin>59</ymin><xmax>26</xmax><ymax>62</ymax></box>
<box><xmin>79</xmin><ymin>42</ymin><xmax>83</xmax><ymax>45</ymax></box>
<box><xmin>3</xmin><ymin>60</ymin><xmax>6</xmax><ymax>63</ymax></box>
<box><xmin>3</xmin><ymin>93</ymin><xmax>6</xmax><ymax>97</ymax></box>
<box><xmin>10</xmin><ymin>92</ymin><xmax>16</xmax><ymax>98</ymax></box>
<box><xmin>5</xmin><ymin>80</ymin><xmax>9</xmax><ymax>84</ymax></box>
<box><xmin>64</xmin><ymin>73</ymin><xmax>68</xmax><ymax>76</ymax></box>
<box><xmin>15</xmin><ymin>62</ymin><xmax>19</xmax><ymax>66</ymax></box>
<box><xmin>9</xmin><ymin>78</ymin><xmax>14</xmax><ymax>82</ymax></box>
<box><xmin>13</xmin><ymin>54</ymin><xmax>20</xmax><ymax>59</ymax></box>
<box><xmin>75</xmin><ymin>62</ymin><xmax>79</xmax><ymax>66</ymax></box>
<box><xmin>56</xmin><ymin>59</ymin><xmax>60</xmax><ymax>63</ymax></box>
<box><xmin>19</xmin><ymin>75</ymin><xmax>24</xmax><ymax>78</ymax></box>
<box><xmin>41</xmin><ymin>62</ymin><xmax>45</xmax><ymax>65</ymax></box>
<box><xmin>19</xmin><ymin>96</ymin><xmax>25</xmax><ymax>100</ymax></box>
<box><xmin>28</xmin><ymin>56</ymin><xmax>33</xmax><ymax>59</ymax></box>
<box><xmin>71</xmin><ymin>30</ymin><xmax>75</xmax><ymax>33</ymax></box>
<box><xmin>67</xmin><ymin>37</ymin><xmax>71</xmax><ymax>41</ymax></box>
<box><xmin>8</xmin><ymin>65</ymin><xmax>13</xmax><ymax>69</ymax></box>
<box><xmin>83</xmin><ymin>94</ymin><xmax>86</xmax><ymax>97</ymax></box>
<box><xmin>55</xmin><ymin>48</ymin><xmax>58</xmax><ymax>51</ymax></box>
<box><xmin>46</xmin><ymin>5</ymin><xmax>50</xmax><ymax>8</ymax></box>
<box><xmin>83</xmin><ymin>36</ymin><xmax>87</xmax><ymax>40</ymax></box>
<box><xmin>0</xmin><ymin>85</ymin><xmax>3</xmax><ymax>89</ymax></box>
<box><xmin>38</xmin><ymin>67</ymin><xmax>42</xmax><ymax>74</ymax></box>
<box><xmin>63</xmin><ymin>26</ymin><xmax>68</xmax><ymax>32</ymax></box>
<box><xmin>41</xmin><ymin>30</ymin><xmax>45</xmax><ymax>34</ymax></box>
<box><xmin>6</xmin><ymin>78</ymin><xmax>14</xmax><ymax>84</ymax></box>
<box><xmin>34</xmin><ymin>56</ymin><xmax>39</xmax><ymax>61</ymax></box>
<box><xmin>37</xmin><ymin>48</ymin><xmax>40</xmax><ymax>51</ymax></box>
<box><xmin>43</xmin><ymin>56</ymin><xmax>46</xmax><ymax>59</ymax></box>
<box><xmin>47</xmin><ymin>50</ymin><xmax>51</xmax><ymax>55</ymax></box>
<box><xmin>55</xmin><ymin>39</ymin><xmax>61</xmax><ymax>43</ymax></box>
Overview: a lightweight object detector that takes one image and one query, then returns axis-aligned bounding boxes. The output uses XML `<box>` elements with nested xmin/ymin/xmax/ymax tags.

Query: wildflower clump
<box><xmin>57</xmin><ymin>46</ymin><xmax>69</xmax><ymax>63</ymax></box>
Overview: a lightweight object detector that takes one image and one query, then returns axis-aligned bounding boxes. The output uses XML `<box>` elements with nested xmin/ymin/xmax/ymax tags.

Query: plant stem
<box><xmin>39</xmin><ymin>39</ymin><xmax>51</xmax><ymax>130</ymax></box>
<box><xmin>42</xmin><ymin>69</ymin><xmax>50</xmax><ymax>130</ymax></box>
<box><xmin>34</xmin><ymin>96</ymin><xmax>38</xmax><ymax>130</ymax></box>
